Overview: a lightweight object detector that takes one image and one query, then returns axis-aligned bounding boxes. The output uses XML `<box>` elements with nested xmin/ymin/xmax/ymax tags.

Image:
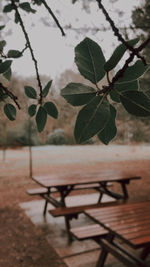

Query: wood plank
<box><xmin>27</xmin><ymin>187</ymin><xmax>48</xmax><ymax>195</ymax></box>
<box><xmin>32</xmin><ymin>173</ymin><xmax>140</xmax><ymax>188</ymax></box>
<box><xmin>70</xmin><ymin>224</ymin><xmax>108</xmax><ymax>240</ymax></box>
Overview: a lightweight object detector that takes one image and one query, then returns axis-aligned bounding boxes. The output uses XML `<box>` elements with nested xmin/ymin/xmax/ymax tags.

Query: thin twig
<box><xmin>41</xmin><ymin>0</ymin><xmax>65</xmax><ymax>36</ymax></box>
<box><xmin>0</xmin><ymin>82</ymin><xmax>20</xmax><ymax>109</ymax></box>
<box><xmin>11</xmin><ymin>0</ymin><xmax>43</xmax><ymax>104</ymax></box>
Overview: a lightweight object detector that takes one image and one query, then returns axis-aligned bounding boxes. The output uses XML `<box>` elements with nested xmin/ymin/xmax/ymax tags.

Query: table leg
<box><xmin>96</xmin><ymin>234</ymin><xmax>114</xmax><ymax>267</ymax></box>
<box><xmin>43</xmin><ymin>188</ymin><xmax>50</xmax><ymax>216</ymax></box>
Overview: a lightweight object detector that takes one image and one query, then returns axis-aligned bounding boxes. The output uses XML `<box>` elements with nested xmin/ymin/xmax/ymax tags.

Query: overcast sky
<box><xmin>3</xmin><ymin>0</ymin><xmax>141</xmax><ymax>79</ymax></box>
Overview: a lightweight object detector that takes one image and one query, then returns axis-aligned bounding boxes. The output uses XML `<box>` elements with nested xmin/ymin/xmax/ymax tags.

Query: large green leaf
<box><xmin>104</xmin><ymin>38</ymin><xmax>139</xmax><ymax>72</ymax></box>
<box><xmin>110</xmin><ymin>80</ymin><xmax>139</xmax><ymax>103</ymax></box>
<box><xmin>43</xmin><ymin>101</ymin><xmax>58</xmax><ymax>119</ymax></box>
<box><xmin>4</xmin><ymin>103</ymin><xmax>16</xmax><ymax>121</ymax></box>
<box><xmin>75</xmin><ymin>37</ymin><xmax>106</xmax><ymax>84</ymax></box>
<box><xmin>28</xmin><ymin>104</ymin><xmax>37</xmax><ymax>117</ymax></box>
<box><xmin>24</xmin><ymin>86</ymin><xmax>37</xmax><ymax>99</ymax></box>
<box><xmin>36</xmin><ymin>106</ymin><xmax>47</xmax><ymax>132</ymax></box>
<box><xmin>19</xmin><ymin>2</ymin><xmax>36</xmax><ymax>13</ymax></box>
<box><xmin>7</xmin><ymin>50</ymin><xmax>22</xmax><ymax>58</ymax></box>
<box><xmin>0</xmin><ymin>60</ymin><xmax>12</xmax><ymax>74</ymax></box>
<box><xmin>74</xmin><ymin>96</ymin><xmax>110</xmax><ymax>143</ymax></box>
<box><xmin>120</xmin><ymin>91</ymin><xmax>150</xmax><ymax>117</ymax></box>
<box><xmin>42</xmin><ymin>80</ymin><xmax>52</xmax><ymax>97</ymax></box>
<box><xmin>98</xmin><ymin>105</ymin><xmax>117</xmax><ymax>144</ymax></box>
<box><xmin>116</xmin><ymin>60</ymin><xmax>149</xmax><ymax>83</ymax></box>
<box><xmin>61</xmin><ymin>83</ymin><xmax>96</xmax><ymax>106</ymax></box>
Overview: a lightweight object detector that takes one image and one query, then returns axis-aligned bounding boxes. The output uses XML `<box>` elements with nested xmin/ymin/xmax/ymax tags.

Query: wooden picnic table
<box><xmin>32</xmin><ymin>170</ymin><xmax>140</xmax><ymax>211</ymax></box>
<box><xmin>30</xmin><ymin>171</ymin><xmax>141</xmax><ymax>242</ymax></box>
<box><xmin>85</xmin><ymin>200</ymin><xmax>150</xmax><ymax>266</ymax></box>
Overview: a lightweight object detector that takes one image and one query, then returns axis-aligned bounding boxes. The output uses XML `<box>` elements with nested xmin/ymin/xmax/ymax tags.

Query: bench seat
<box><xmin>70</xmin><ymin>224</ymin><xmax>108</xmax><ymax>240</ymax></box>
<box><xmin>27</xmin><ymin>187</ymin><xmax>48</xmax><ymax>195</ymax></box>
<box><xmin>48</xmin><ymin>200</ymin><xmax>122</xmax><ymax>218</ymax></box>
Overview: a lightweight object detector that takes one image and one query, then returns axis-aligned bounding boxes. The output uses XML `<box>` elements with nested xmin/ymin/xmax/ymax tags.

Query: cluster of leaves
<box><xmin>25</xmin><ymin>80</ymin><xmax>58</xmax><ymax>132</ymax></box>
<box><xmin>61</xmin><ymin>37</ymin><xmax>150</xmax><ymax>144</ymax></box>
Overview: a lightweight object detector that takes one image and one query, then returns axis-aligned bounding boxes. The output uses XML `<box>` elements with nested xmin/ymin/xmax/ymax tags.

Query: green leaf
<box><xmin>24</xmin><ymin>86</ymin><xmax>37</xmax><ymax>99</ymax></box>
<box><xmin>7</xmin><ymin>50</ymin><xmax>22</xmax><ymax>58</ymax></box>
<box><xmin>4</xmin><ymin>103</ymin><xmax>16</xmax><ymax>121</ymax></box>
<box><xmin>33</xmin><ymin>0</ymin><xmax>42</xmax><ymax>6</ymax></box>
<box><xmin>3</xmin><ymin>4</ymin><xmax>14</xmax><ymax>13</ymax></box>
<box><xmin>75</xmin><ymin>37</ymin><xmax>106</xmax><ymax>84</ymax></box>
<box><xmin>19</xmin><ymin>2</ymin><xmax>36</xmax><ymax>13</ymax></box>
<box><xmin>98</xmin><ymin>105</ymin><xmax>117</xmax><ymax>145</ymax></box>
<box><xmin>36</xmin><ymin>106</ymin><xmax>47</xmax><ymax>132</ymax></box>
<box><xmin>42</xmin><ymin>80</ymin><xmax>52</xmax><ymax>97</ymax></box>
<box><xmin>15</xmin><ymin>12</ymin><xmax>19</xmax><ymax>24</ymax></box>
<box><xmin>116</xmin><ymin>60</ymin><xmax>149</xmax><ymax>83</ymax></box>
<box><xmin>43</xmin><ymin>101</ymin><xmax>58</xmax><ymax>119</ymax></box>
<box><xmin>3</xmin><ymin>68</ymin><xmax>12</xmax><ymax>81</ymax></box>
<box><xmin>104</xmin><ymin>38</ymin><xmax>139</xmax><ymax>71</ymax></box>
<box><xmin>110</xmin><ymin>80</ymin><xmax>139</xmax><ymax>103</ymax></box>
<box><xmin>0</xmin><ymin>25</ymin><xmax>5</xmax><ymax>31</ymax></box>
<box><xmin>28</xmin><ymin>104</ymin><xmax>37</xmax><ymax>117</ymax></box>
<box><xmin>61</xmin><ymin>83</ymin><xmax>96</xmax><ymax>106</ymax></box>
<box><xmin>120</xmin><ymin>91</ymin><xmax>150</xmax><ymax>117</ymax></box>
<box><xmin>0</xmin><ymin>40</ymin><xmax>6</xmax><ymax>52</ymax></box>
<box><xmin>74</xmin><ymin>96</ymin><xmax>110</xmax><ymax>144</ymax></box>
<box><xmin>0</xmin><ymin>61</ymin><xmax>12</xmax><ymax>74</ymax></box>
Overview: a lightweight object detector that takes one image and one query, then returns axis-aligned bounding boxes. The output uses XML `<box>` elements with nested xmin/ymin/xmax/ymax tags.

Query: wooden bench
<box><xmin>48</xmin><ymin>200</ymin><xmax>125</xmax><ymax>219</ymax></box>
<box><xmin>70</xmin><ymin>224</ymin><xmax>108</xmax><ymax>240</ymax></box>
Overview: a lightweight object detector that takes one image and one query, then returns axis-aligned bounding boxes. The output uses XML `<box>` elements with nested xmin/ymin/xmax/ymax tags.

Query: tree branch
<box><xmin>11</xmin><ymin>0</ymin><xmax>43</xmax><ymax>104</ymax></box>
<box><xmin>96</xmin><ymin>0</ymin><xmax>146</xmax><ymax>65</ymax></box>
<box><xmin>41</xmin><ymin>0</ymin><xmax>65</xmax><ymax>36</ymax></box>
<box><xmin>0</xmin><ymin>82</ymin><xmax>20</xmax><ymax>109</ymax></box>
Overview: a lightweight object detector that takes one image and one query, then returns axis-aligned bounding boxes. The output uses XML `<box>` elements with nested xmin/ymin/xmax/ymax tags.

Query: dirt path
<box><xmin>1</xmin><ymin>144</ymin><xmax>150</xmax><ymax>266</ymax></box>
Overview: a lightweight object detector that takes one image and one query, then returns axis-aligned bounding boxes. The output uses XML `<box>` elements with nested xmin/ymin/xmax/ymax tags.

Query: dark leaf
<box><xmin>33</xmin><ymin>0</ymin><xmax>42</xmax><ymax>5</ymax></box>
<box><xmin>42</xmin><ymin>80</ymin><xmax>52</xmax><ymax>97</ymax></box>
<box><xmin>75</xmin><ymin>37</ymin><xmax>106</xmax><ymax>84</ymax></box>
<box><xmin>104</xmin><ymin>38</ymin><xmax>139</xmax><ymax>71</ymax></box>
<box><xmin>61</xmin><ymin>83</ymin><xmax>96</xmax><ymax>106</ymax></box>
<box><xmin>74</xmin><ymin>95</ymin><xmax>110</xmax><ymax>143</ymax></box>
<box><xmin>19</xmin><ymin>2</ymin><xmax>36</xmax><ymax>13</ymax></box>
<box><xmin>28</xmin><ymin>104</ymin><xmax>37</xmax><ymax>117</ymax></box>
<box><xmin>98</xmin><ymin>105</ymin><xmax>117</xmax><ymax>144</ymax></box>
<box><xmin>110</xmin><ymin>80</ymin><xmax>139</xmax><ymax>103</ymax></box>
<box><xmin>0</xmin><ymin>61</ymin><xmax>12</xmax><ymax>74</ymax></box>
<box><xmin>120</xmin><ymin>91</ymin><xmax>150</xmax><ymax>117</ymax></box>
<box><xmin>24</xmin><ymin>86</ymin><xmax>37</xmax><ymax>99</ymax></box>
<box><xmin>0</xmin><ymin>25</ymin><xmax>5</xmax><ymax>30</ymax></box>
<box><xmin>117</xmin><ymin>60</ymin><xmax>149</xmax><ymax>83</ymax></box>
<box><xmin>43</xmin><ymin>101</ymin><xmax>58</xmax><ymax>119</ymax></box>
<box><xmin>7</xmin><ymin>50</ymin><xmax>22</xmax><ymax>58</ymax></box>
<box><xmin>3</xmin><ymin>68</ymin><xmax>12</xmax><ymax>81</ymax></box>
<box><xmin>0</xmin><ymin>40</ymin><xmax>6</xmax><ymax>52</ymax></box>
<box><xmin>36</xmin><ymin>106</ymin><xmax>47</xmax><ymax>132</ymax></box>
<box><xmin>4</xmin><ymin>103</ymin><xmax>16</xmax><ymax>121</ymax></box>
<box><xmin>15</xmin><ymin>12</ymin><xmax>19</xmax><ymax>23</ymax></box>
<box><xmin>3</xmin><ymin>4</ymin><xmax>14</xmax><ymax>13</ymax></box>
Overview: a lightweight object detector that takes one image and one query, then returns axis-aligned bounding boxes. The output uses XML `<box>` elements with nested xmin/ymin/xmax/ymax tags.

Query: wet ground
<box><xmin>1</xmin><ymin>144</ymin><xmax>150</xmax><ymax>266</ymax></box>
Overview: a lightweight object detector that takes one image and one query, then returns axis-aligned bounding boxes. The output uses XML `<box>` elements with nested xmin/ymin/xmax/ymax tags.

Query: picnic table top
<box><xmin>85</xmin><ymin>200</ymin><xmax>150</xmax><ymax>248</ymax></box>
<box><xmin>32</xmin><ymin>170</ymin><xmax>141</xmax><ymax>188</ymax></box>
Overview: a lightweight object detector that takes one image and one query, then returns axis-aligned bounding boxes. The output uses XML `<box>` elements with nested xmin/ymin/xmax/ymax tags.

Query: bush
<box><xmin>46</xmin><ymin>129</ymin><xmax>68</xmax><ymax>145</ymax></box>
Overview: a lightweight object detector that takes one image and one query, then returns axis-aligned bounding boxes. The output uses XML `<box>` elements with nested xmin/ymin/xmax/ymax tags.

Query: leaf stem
<box><xmin>0</xmin><ymin>82</ymin><xmax>20</xmax><ymax>109</ymax></box>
